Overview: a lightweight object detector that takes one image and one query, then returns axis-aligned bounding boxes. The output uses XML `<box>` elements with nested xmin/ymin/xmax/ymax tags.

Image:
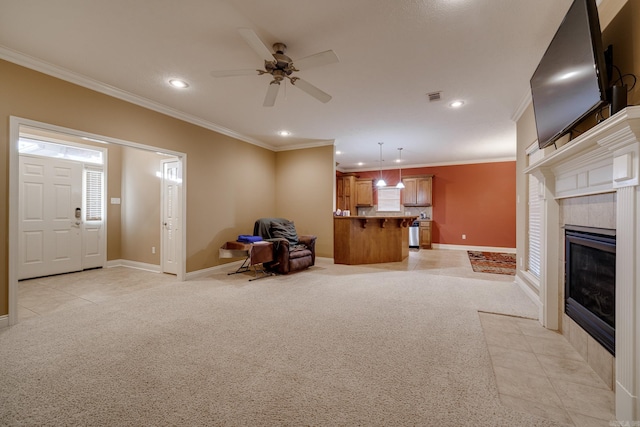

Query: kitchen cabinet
<box><xmin>355</xmin><ymin>179</ymin><xmax>373</xmax><ymax>206</ymax></box>
<box><xmin>337</xmin><ymin>175</ymin><xmax>356</xmax><ymax>213</ymax></box>
<box><xmin>402</xmin><ymin>175</ymin><xmax>433</xmax><ymax>207</ymax></box>
<box><xmin>419</xmin><ymin>220</ymin><xmax>432</xmax><ymax>249</ymax></box>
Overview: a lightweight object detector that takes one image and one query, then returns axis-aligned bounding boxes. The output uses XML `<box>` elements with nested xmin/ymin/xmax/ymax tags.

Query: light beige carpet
<box><xmin>1</xmin><ymin>255</ymin><xmax>562</xmax><ymax>426</ymax></box>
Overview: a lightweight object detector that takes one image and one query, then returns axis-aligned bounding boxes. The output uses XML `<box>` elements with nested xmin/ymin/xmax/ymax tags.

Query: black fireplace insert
<box><xmin>564</xmin><ymin>225</ymin><xmax>616</xmax><ymax>355</ymax></box>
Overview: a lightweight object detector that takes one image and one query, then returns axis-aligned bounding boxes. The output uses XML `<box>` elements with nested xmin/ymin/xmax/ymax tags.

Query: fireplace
<box><xmin>524</xmin><ymin>107</ymin><xmax>640</xmax><ymax>419</ymax></box>
<box><xmin>564</xmin><ymin>225</ymin><xmax>616</xmax><ymax>355</ymax></box>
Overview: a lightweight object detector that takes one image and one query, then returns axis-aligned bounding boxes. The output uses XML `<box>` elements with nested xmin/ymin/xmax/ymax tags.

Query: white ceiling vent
<box><xmin>427</xmin><ymin>91</ymin><xmax>442</xmax><ymax>102</ymax></box>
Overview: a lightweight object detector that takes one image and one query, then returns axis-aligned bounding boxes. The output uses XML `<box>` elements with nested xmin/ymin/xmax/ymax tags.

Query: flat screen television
<box><xmin>530</xmin><ymin>0</ymin><xmax>608</xmax><ymax>149</ymax></box>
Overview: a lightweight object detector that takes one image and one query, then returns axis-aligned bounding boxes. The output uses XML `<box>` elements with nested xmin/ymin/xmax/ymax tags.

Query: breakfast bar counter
<box><xmin>333</xmin><ymin>216</ymin><xmax>417</xmax><ymax>265</ymax></box>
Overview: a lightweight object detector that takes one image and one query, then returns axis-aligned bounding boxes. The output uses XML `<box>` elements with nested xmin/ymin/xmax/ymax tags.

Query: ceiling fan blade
<box><xmin>293</xmin><ymin>50</ymin><xmax>339</xmax><ymax>70</ymax></box>
<box><xmin>290</xmin><ymin>78</ymin><xmax>332</xmax><ymax>103</ymax></box>
<box><xmin>210</xmin><ymin>69</ymin><xmax>260</xmax><ymax>78</ymax></box>
<box><xmin>263</xmin><ymin>81</ymin><xmax>280</xmax><ymax>107</ymax></box>
<box><xmin>238</xmin><ymin>28</ymin><xmax>274</xmax><ymax>63</ymax></box>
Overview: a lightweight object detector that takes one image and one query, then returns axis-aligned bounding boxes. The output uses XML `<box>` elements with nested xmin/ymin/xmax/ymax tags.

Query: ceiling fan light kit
<box><xmin>211</xmin><ymin>28</ymin><xmax>338</xmax><ymax>107</ymax></box>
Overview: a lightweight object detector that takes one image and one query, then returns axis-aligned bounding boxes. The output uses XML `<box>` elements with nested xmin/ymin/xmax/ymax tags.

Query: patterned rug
<box><xmin>467</xmin><ymin>251</ymin><xmax>516</xmax><ymax>275</ymax></box>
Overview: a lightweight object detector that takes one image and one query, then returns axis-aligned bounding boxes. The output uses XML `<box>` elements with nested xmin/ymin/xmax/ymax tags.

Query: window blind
<box><xmin>528</xmin><ymin>174</ymin><xmax>541</xmax><ymax>278</ymax></box>
<box><xmin>85</xmin><ymin>169</ymin><xmax>103</xmax><ymax>221</ymax></box>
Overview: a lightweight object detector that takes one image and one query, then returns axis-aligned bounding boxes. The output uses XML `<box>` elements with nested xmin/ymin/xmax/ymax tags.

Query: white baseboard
<box><xmin>0</xmin><ymin>315</ymin><xmax>9</xmax><ymax>329</ymax></box>
<box><xmin>514</xmin><ymin>274</ymin><xmax>543</xmax><ymax>316</ymax></box>
<box><xmin>432</xmin><ymin>243</ymin><xmax>516</xmax><ymax>253</ymax></box>
<box><xmin>106</xmin><ymin>259</ymin><xmax>161</xmax><ymax>273</ymax></box>
<box><xmin>615</xmin><ymin>382</ymin><xmax>637</xmax><ymax>423</ymax></box>
<box><xmin>186</xmin><ymin>260</ymin><xmax>244</xmax><ymax>281</ymax></box>
<box><xmin>185</xmin><ymin>256</ymin><xmax>334</xmax><ymax>280</ymax></box>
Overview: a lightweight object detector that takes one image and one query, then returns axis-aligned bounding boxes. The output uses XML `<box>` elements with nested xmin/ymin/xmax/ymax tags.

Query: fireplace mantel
<box><xmin>525</xmin><ymin>106</ymin><xmax>640</xmax><ymax>197</ymax></box>
<box><xmin>524</xmin><ymin>106</ymin><xmax>640</xmax><ymax>421</ymax></box>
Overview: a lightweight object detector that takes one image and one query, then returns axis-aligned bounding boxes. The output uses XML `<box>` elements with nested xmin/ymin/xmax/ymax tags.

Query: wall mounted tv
<box><xmin>530</xmin><ymin>0</ymin><xmax>608</xmax><ymax>150</ymax></box>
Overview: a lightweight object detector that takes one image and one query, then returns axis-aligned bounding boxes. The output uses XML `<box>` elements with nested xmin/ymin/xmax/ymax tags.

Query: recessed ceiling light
<box><xmin>449</xmin><ymin>100</ymin><xmax>465</xmax><ymax>108</ymax></box>
<box><xmin>169</xmin><ymin>79</ymin><xmax>189</xmax><ymax>88</ymax></box>
<box><xmin>357</xmin><ymin>162</ymin><xmax>364</xmax><ymax>166</ymax></box>
<box><xmin>278</xmin><ymin>130</ymin><xmax>291</xmax><ymax>137</ymax></box>
<box><xmin>335</xmin><ymin>150</ymin><xmax>342</xmax><ymax>155</ymax></box>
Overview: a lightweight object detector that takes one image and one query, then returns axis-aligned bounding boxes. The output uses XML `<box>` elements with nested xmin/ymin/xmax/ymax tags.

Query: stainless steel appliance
<box><xmin>409</xmin><ymin>220</ymin><xmax>420</xmax><ymax>249</ymax></box>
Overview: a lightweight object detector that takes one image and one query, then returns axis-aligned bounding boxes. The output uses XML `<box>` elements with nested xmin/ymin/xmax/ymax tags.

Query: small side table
<box><xmin>219</xmin><ymin>241</ymin><xmax>274</xmax><ymax>281</ymax></box>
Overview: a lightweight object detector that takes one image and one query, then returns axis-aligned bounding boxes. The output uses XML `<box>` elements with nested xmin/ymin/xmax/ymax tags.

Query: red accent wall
<box><xmin>341</xmin><ymin>161</ymin><xmax>516</xmax><ymax>248</ymax></box>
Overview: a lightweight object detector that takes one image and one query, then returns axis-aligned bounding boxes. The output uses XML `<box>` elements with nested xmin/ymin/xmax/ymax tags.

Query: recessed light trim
<box><xmin>278</xmin><ymin>130</ymin><xmax>291</xmax><ymax>137</ymax></box>
<box><xmin>169</xmin><ymin>79</ymin><xmax>189</xmax><ymax>88</ymax></box>
<box><xmin>449</xmin><ymin>100</ymin><xmax>465</xmax><ymax>108</ymax></box>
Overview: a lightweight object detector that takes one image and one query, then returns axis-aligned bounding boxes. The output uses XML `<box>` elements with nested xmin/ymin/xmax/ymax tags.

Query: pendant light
<box><xmin>396</xmin><ymin>147</ymin><xmax>405</xmax><ymax>189</ymax></box>
<box><xmin>376</xmin><ymin>142</ymin><xmax>386</xmax><ymax>187</ymax></box>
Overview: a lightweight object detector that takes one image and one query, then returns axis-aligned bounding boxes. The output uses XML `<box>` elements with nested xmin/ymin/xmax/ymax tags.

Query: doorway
<box><xmin>161</xmin><ymin>159</ymin><xmax>181</xmax><ymax>275</ymax></box>
<box><xmin>8</xmin><ymin>117</ymin><xmax>187</xmax><ymax>325</ymax></box>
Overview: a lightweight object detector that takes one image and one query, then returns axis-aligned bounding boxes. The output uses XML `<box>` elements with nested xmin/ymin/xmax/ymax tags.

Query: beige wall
<box><xmin>601</xmin><ymin>0</ymin><xmax>640</xmax><ymax>106</ymax></box>
<box><xmin>275</xmin><ymin>146</ymin><xmax>335</xmax><ymax>257</ymax></box>
<box><xmin>107</xmin><ymin>144</ymin><xmax>123</xmax><ymax>261</ymax></box>
<box><xmin>0</xmin><ymin>59</ymin><xmax>335</xmax><ymax>316</ymax></box>
<box><xmin>120</xmin><ymin>147</ymin><xmax>166</xmax><ymax>265</ymax></box>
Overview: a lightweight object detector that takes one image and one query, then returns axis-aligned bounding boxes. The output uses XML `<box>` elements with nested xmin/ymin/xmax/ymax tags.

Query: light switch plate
<box><xmin>110</xmin><ymin>197</ymin><xmax>121</xmax><ymax>205</ymax></box>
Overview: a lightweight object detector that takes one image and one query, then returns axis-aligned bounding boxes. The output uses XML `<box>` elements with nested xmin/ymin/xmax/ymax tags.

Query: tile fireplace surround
<box><xmin>525</xmin><ymin>106</ymin><xmax>640</xmax><ymax>422</ymax></box>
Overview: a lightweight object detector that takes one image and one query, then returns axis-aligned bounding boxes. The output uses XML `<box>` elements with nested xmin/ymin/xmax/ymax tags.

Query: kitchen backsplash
<box><xmin>357</xmin><ymin>205</ymin><xmax>432</xmax><ymax>219</ymax></box>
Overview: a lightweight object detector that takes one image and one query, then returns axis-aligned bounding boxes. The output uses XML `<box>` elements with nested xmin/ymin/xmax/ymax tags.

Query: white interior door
<box><xmin>19</xmin><ymin>155</ymin><xmax>83</xmax><ymax>280</ymax></box>
<box><xmin>161</xmin><ymin>159</ymin><xmax>181</xmax><ymax>275</ymax></box>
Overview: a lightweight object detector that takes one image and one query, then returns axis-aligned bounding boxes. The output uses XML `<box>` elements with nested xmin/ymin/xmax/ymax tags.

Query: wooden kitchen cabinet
<box><xmin>337</xmin><ymin>175</ymin><xmax>356</xmax><ymax>213</ymax></box>
<box><xmin>402</xmin><ymin>175</ymin><xmax>433</xmax><ymax>207</ymax></box>
<box><xmin>419</xmin><ymin>220</ymin><xmax>432</xmax><ymax>249</ymax></box>
<box><xmin>355</xmin><ymin>179</ymin><xmax>373</xmax><ymax>206</ymax></box>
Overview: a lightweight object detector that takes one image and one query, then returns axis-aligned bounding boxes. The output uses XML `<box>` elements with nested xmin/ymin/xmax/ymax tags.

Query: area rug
<box><xmin>467</xmin><ymin>251</ymin><xmax>516</xmax><ymax>275</ymax></box>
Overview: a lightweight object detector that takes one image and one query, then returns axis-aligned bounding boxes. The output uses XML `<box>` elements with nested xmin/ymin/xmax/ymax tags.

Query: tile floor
<box><xmin>17</xmin><ymin>250</ymin><xmax>616</xmax><ymax>425</ymax></box>
<box><xmin>480</xmin><ymin>312</ymin><xmax>615</xmax><ymax>426</ymax></box>
<box><xmin>18</xmin><ymin>266</ymin><xmax>177</xmax><ymax>321</ymax></box>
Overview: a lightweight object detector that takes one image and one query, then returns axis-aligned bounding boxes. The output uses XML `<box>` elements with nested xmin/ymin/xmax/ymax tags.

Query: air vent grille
<box><xmin>427</xmin><ymin>91</ymin><xmax>441</xmax><ymax>102</ymax></box>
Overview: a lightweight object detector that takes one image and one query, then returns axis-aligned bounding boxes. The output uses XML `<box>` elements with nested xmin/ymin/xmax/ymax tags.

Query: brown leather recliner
<box><xmin>253</xmin><ymin>218</ymin><xmax>316</xmax><ymax>274</ymax></box>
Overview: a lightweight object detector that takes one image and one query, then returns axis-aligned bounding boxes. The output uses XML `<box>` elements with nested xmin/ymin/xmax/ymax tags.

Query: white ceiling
<box><xmin>0</xmin><ymin>0</ymin><xmax>572</xmax><ymax>170</ymax></box>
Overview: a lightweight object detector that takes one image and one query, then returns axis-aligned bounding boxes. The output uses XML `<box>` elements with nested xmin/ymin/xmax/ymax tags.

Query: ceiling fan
<box><xmin>211</xmin><ymin>28</ymin><xmax>339</xmax><ymax>107</ymax></box>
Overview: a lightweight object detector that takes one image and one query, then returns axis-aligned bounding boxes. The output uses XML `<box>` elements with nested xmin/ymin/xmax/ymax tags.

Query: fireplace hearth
<box><xmin>564</xmin><ymin>225</ymin><xmax>616</xmax><ymax>355</ymax></box>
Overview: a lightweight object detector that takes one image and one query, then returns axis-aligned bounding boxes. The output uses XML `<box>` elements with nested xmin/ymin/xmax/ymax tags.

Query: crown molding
<box><xmin>511</xmin><ymin>90</ymin><xmax>532</xmax><ymax>123</ymax></box>
<box><xmin>272</xmin><ymin>139</ymin><xmax>335</xmax><ymax>152</ymax></box>
<box><xmin>340</xmin><ymin>156</ymin><xmax>516</xmax><ymax>173</ymax></box>
<box><xmin>0</xmin><ymin>45</ymin><xmax>280</xmax><ymax>151</ymax></box>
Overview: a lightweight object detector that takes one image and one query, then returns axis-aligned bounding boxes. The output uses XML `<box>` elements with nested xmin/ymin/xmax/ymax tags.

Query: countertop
<box><xmin>334</xmin><ymin>215</ymin><xmax>418</xmax><ymax>220</ymax></box>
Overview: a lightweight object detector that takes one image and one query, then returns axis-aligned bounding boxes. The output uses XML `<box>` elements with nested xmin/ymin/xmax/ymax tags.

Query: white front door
<box><xmin>19</xmin><ymin>155</ymin><xmax>83</xmax><ymax>280</ymax></box>
<box><xmin>161</xmin><ymin>159</ymin><xmax>181</xmax><ymax>275</ymax></box>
